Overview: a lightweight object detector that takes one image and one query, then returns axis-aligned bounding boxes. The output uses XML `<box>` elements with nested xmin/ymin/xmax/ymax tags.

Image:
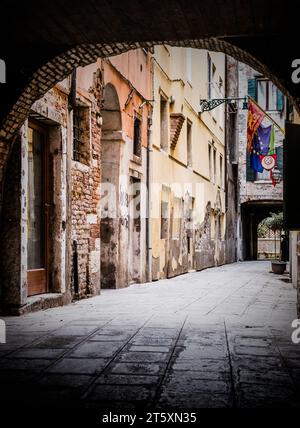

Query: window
<box><xmin>208</xmin><ymin>54</ymin><xmax>216</xmax><ymax>100</ymax></box>
<box><xmin>257</xmin><ymin>79</ymin><xmax>284</xmax><ymax>112</ymax></box>
<box><xmin>218</xmin><ymin>214</ymin><xmax>223</xmax><ymax>240</ymax></box>
<box><xmin>133</xmin><ymin>115</ymin><xmax>142</xmax><ymax>158</ymax></box>
<box><xmin>186</xmin><ymin>48</ymin><xmax>192</xmax><ymax>85</ymax></box>
<box><xmin>208</xmin><ymin>54</ymin><xmax>212</xmax><ymax>99</ymax></box>
<box><xmin>160</xmin><ymin>95</ymin><xmax>168</xmax><ymax>151</ymax></box>
<box><xmin>73</xmin><ymin>105</ymin><xmax>90</xmax><ymax>165</ymax></box>
<box><xmin>208</xmin><ymin>143</ymin><xmax>212</xmax><ymax>180</ymax></box>
<box><xmin>220</xmin><ymin>155</ymin><xmax>223</xmax><ymax>187</ymax></box>
<box><xmin>213</xmin><ymin>148</ymin><xmax>217</xmax><ymax>184</ymax></box>
<box><xmin>246</xmin><ymin>150</ymin><xmax>256</xmax><ymax>182</ymax></box>
<box><xmin>187</xmin><ymin>120</ymin><xmax>193</xmax><ymax>167</ymax></box>
<box><xmin>219</xmin><ymin>77</ymin><xmax>225</xmax><ymax>129</ymax></box>
<box><xmin>161</xmin><ymin>201</ymin><xmax>169</xmax><ymax>239</ymax></box>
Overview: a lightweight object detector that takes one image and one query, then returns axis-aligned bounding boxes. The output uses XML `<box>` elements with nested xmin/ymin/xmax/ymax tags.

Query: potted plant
<box><xmin>263</xmin><ymin>212</ymin><xmax>287</xmax><ymax>275</ymax></box>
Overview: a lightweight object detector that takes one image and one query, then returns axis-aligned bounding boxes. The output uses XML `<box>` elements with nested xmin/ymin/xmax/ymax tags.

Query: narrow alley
<box><xmin>0</xmin><ymin>261</ymin><xmax>299</xmax><ymax>408</ymax></box>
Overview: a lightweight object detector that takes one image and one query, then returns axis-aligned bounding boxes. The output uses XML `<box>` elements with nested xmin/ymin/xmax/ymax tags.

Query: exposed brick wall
<box><xmin>0</xmin><ymin>139</ymin><xmax>11</xmax><ymax>215</ymax></box>
<box><xmin>0</xmin><ymin>66</ymin><xmax>104</xmax><ymax>307</ymax></box>
<box><xmin>71</xmin><ymin>72</ymin><xmax>103</xmax><ymax>297</ymax></box>
<box><xmin>0</xmin><ymin>138</ymin><xmax>21</xmax><ymax>307</ymax></box>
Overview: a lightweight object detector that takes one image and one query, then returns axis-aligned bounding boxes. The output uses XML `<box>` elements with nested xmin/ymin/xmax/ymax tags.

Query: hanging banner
<box><xmin>247</xmin><ymin>99</ymin><xmax>265</xmax><ymax>153</ymax></box>
<box><xmin>260</xmin><ymin>154</ymin><xmax>277</xmax><ymax>171</ymax></box>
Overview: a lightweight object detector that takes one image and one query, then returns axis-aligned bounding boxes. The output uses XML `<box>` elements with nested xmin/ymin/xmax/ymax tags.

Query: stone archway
<box><xmin>0</xmin><ymin>1</ymin><xmax>299</xmax><ymax>216</ymax></box>
<box><xmin>100</xmin><ymin>83</ymin><xmax>124</xmax><ymax>289</ymax></box>
<box><xmin>241</xmin><ymin>201</ymin><xmax>283</xmax><ymax>261</ymax></box>
<box><xmin>0</xmin><ymin>0</ymin><xmax>299</xmax><ymax>308</ymax></box>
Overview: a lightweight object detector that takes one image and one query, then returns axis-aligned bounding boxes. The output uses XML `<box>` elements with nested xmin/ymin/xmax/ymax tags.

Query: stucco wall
<box><xmin>151</xmin><ymin>46</ymin><xmax>226</xmax><ymax>280</ymax></box>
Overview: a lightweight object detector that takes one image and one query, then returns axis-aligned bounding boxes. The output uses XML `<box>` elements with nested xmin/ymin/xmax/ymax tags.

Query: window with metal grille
<box><xmin>133</xmin><ymin>115</ymin><xmax>142</xmax><ymax>158</ymax></box>
<box><xmin>160</xmin><ymin>95</ymin><xmax>169</xmax><ymax>151</ymax></box>
<box><xmin>187</xmin><ymin>120</ymin><xmax>193</xmax><ymax>167</ymax></box>
<box><xmin>73</xmin><ymin>105</ymin><xmax>90</xmax><ymax>165</ymax></box>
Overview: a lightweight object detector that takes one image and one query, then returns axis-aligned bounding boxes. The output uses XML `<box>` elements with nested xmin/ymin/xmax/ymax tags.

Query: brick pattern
<box><xmin>1</xmin><ymin>39</ymin><xmax>295</xmax><ymax>143</ymax></box>
<box><xmin>71</xmin><ymin>76</ymin><xmax>103</xmax><ymax>297</ymax></box>
<box><xmin>0</xmin><ymin>38</ymin><xmax>298</xmax><ymax>215</ymax></box>
<box><xmin>170</xmin><ymin>113</ymin><xmax>185</xmax><ymax>151</ymax></box>
<box><xmin>71</xmin><ymin>114</ymin><xmax>101</xmax><ymax>297</ymax></box>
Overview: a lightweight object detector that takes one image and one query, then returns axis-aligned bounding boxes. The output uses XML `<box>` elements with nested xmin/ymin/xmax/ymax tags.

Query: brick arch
<box><xmin>1</xmin><ymin>38</ymin><xmax>297</xmax><ymax>142</ymax></box>
<box><xmin>102</xmin><ymin>83</ymin><xmax>122</xmax><ymax>132</ymax></box>
<box><xmin>0</xmin><ymin>37</ymin><xmax>298</xmax><ymax>214</ymax></box>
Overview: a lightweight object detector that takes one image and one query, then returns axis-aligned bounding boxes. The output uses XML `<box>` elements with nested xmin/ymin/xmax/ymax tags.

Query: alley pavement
<box><xmin>1</xmin><ymin>261</ymin><xmax>300</xmax><ymax>409</ymax></box>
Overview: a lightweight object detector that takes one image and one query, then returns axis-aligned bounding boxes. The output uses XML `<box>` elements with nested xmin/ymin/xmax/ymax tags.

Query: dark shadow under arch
<box><xmin>102</xmin><ymin>83</ymin><xmax>122</xmax><ymax>133</ymax></box>
<box><xmin>1</xmin><ymin>37</ymin><xmax>299</xmax><ymax>142</ymax></box>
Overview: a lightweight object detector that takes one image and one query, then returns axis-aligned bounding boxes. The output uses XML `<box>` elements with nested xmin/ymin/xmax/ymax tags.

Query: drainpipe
<box><xmin>69</xmin><ymin>69</ymin><xmax>77</xmax><ymax>111</ymax></box>
<box><xmin>146</xmin><ymin>56</ymin><xmax>154</xmax><ymax>283</ymax></box>
<box><xmin>146</xmin><ymin>113</ymin><xmax>153</xmax><ymax>283</ymax></box>
<box><xmin>67</xmin><ymin>69</ymin><xmax>77</xmax><ymax>301</ymax></box>
<box><xmin>224</xmin><ymin>55</ymin><xmax>229</xmax><ymax>214</ymax></box>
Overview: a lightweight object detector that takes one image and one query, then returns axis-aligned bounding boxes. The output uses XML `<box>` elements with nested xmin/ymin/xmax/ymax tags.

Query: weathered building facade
<box><xmin>99</xmin><ymin>51</ymin><xmax>152</xmax><ymax>289</ymax></box>
<box><xmin>150</xmin><ymin>46</ymin><xmax>227</xmax><ymax>280</ymax></box>
<box><xmin>0</xmin><ymin>49</ymin><xmax>152</xmax><ymax>313</ymax></box>
<box><xmin>0</xmin><ymin>67</ymin><xmax>103</xmax><ymax>313</ymax></box>
<box><xmin>226</xmin><ymin>58</ymin><xmax>285</xmax><ymax>262</ymax></box>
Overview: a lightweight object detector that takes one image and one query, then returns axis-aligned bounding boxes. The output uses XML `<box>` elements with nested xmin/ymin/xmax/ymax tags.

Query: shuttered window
<box><xmin>248</xmin><ymin>78</ymin><xmax>257</xmax><ymax>100</ymax></box>
<box><xmin>277</xmin><ymin>90</ymin><xmax>284</xmax><ymax>112</ymax></box>
<box><xmin>276</xmin><ymin>146</ymin><xmax>284</xmax><ymax>174</ymax></box>
<box><xmin>246</xmin><ymin>151</ymin><xmax>256</xmax><ymax>182</ymax></box>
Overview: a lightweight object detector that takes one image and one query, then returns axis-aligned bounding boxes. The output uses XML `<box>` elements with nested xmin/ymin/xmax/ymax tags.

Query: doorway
<box><xmin>27</xmin><ymin>122</ymin><xmax>49</xmax><ymax>296</ymax></box>
<box><xmin>241</xmin><ymin>201</ymin><xmax>283</xmax><ymax>261</ymax></box>
<box><xmin>129</xmin><ymin>177</ymin><xmax>141</xmax><ymax>284</ymax></box>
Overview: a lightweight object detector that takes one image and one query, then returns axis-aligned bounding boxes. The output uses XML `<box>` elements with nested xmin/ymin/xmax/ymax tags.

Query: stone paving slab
<box><xmin>47</xmin><ymin>357</ymin><xmax>108</xmax><ymax>375</ymax></box>
<box><xmin>0</xmin><ymin>261</ymin><xmax>300</xmax><ymax>408</ymax></box>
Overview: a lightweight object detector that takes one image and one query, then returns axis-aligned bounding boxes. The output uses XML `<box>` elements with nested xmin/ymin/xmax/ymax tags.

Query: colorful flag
<box><xmin>268</xmin><ymin>124</ymin><xmax>276</xmax><ymax>155</ymax></box>
<box><xmin>256</xmin><ymin>124</ymin><xmax>272</xmax><ymax>155</ymax></box>
<box><xmin>247</xmin><ymin>99</ymin><xmax>265</xmax><ymax>153</ymax></box>
<box><xmin>250</xmin><ymin>133</ymin><xmax>264</xmax><ymax>173</ymax></box>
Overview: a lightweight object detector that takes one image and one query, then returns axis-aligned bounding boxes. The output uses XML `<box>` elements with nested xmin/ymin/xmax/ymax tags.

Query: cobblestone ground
<box><xmin>1</xmin><ymin>261</ymin><xmax>300</xmax><ymax>409</ymax></box>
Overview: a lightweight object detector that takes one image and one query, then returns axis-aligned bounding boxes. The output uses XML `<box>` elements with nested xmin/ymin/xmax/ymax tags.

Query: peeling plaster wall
<box><xmin>238</xmin><ymin>62</ymin><xmax>284</xmax><ymax>205</ymax></box>
<box><xmin>237</xmin><ymin>61</ymin><xmax>284</xmax><ymax>261</ymax></box>
<box><xmin>151</xmin><ymin>46</ymin><xmax>227</xmax><ymax>281</ymax></box>
<box><xmin>0</xmin><ymin>68</ymin><xmax>103</xmax><ymax>308</ymax></box>
<box><xmin>71</xmin><ymin>114</ymin><xmax>102</xmax><ymax>297</ymax></box>
<box><xmin>100</xmin><ymin>52</ymin><xmax>151</xmax><ymax>289</ymax></box>
<box><xmin>225</xmin><ymin>56</ymin><xmax>239</xmax><ymax>264</ymax></box>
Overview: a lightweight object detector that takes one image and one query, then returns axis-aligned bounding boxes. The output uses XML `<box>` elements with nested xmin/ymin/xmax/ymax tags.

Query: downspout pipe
<box><xmin>146</xmin><ymin>55</ymin><xmax>154</xmax><ymax>283</ymax></box>
<box><xmin>146</xmin><ymin>112</ymin><xmax>153</xmax><ymax>283</ymax></box>
<box><xmin>69</xmin><ymin>69</ymin><xmax>77</xmax><ymax>111</ymax></box>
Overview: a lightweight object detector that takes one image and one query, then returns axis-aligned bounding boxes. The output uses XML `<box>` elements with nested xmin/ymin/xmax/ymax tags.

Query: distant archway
<box><xmin>241</xmin><ymin>201</ymin><xmax>283</xmax><ymax>261</ymax></box>
<box><xmin>102</xmin><ymin>83</ymin><xmax>122</xmax><ymax>133</ymax></box>
<box><xmin>100</xmin><ymin>83</ymin><xmax>124</xmax><ymax>289</ymax></box>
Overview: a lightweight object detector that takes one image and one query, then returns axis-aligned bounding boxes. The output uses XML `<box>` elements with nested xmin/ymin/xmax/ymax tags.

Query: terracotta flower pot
<box><xmin>271</xmin><ymin>261</ymin><xmax>287</xmax><ymax>275</ymax></box>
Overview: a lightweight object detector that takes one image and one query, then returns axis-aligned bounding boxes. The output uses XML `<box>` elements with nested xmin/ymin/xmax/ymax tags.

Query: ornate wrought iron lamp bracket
<box><xmin>199</xmin><ymin>97</ymin><xmax>248</xmax><ymax>113</ymax></box>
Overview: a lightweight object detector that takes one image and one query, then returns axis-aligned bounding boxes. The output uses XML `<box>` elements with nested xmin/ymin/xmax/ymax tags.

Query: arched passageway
<box><xmin>0</xmin><ymin>2</ymin><xmax>299</xmax><ymax>315</ymax></box>
<box><xmin>0</xmin><ymin>0</ymin><xmax>300</xmax><ymax>141</ymax></box>
<box><xmin>0</xmin><ymin>1</ymin><xmax>299</xmax><ymax>222</ymax></box>
<box><xmin>241</xmin><ymin>201</ymin><xmax>284</xmax><ymax>261</ymax></box>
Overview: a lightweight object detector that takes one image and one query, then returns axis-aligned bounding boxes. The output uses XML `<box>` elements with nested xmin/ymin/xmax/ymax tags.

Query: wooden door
<box><xmin>27</xmin><ymin>122</ymin><xmax>49</xmax><ymax>296</ymax></box>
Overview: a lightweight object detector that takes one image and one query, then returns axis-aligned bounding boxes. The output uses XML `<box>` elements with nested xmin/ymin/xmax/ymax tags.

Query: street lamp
<box><xmin>199</xmin><ymin>96</ymin><xmax>249</xmax><ymax>113</ymax></box>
